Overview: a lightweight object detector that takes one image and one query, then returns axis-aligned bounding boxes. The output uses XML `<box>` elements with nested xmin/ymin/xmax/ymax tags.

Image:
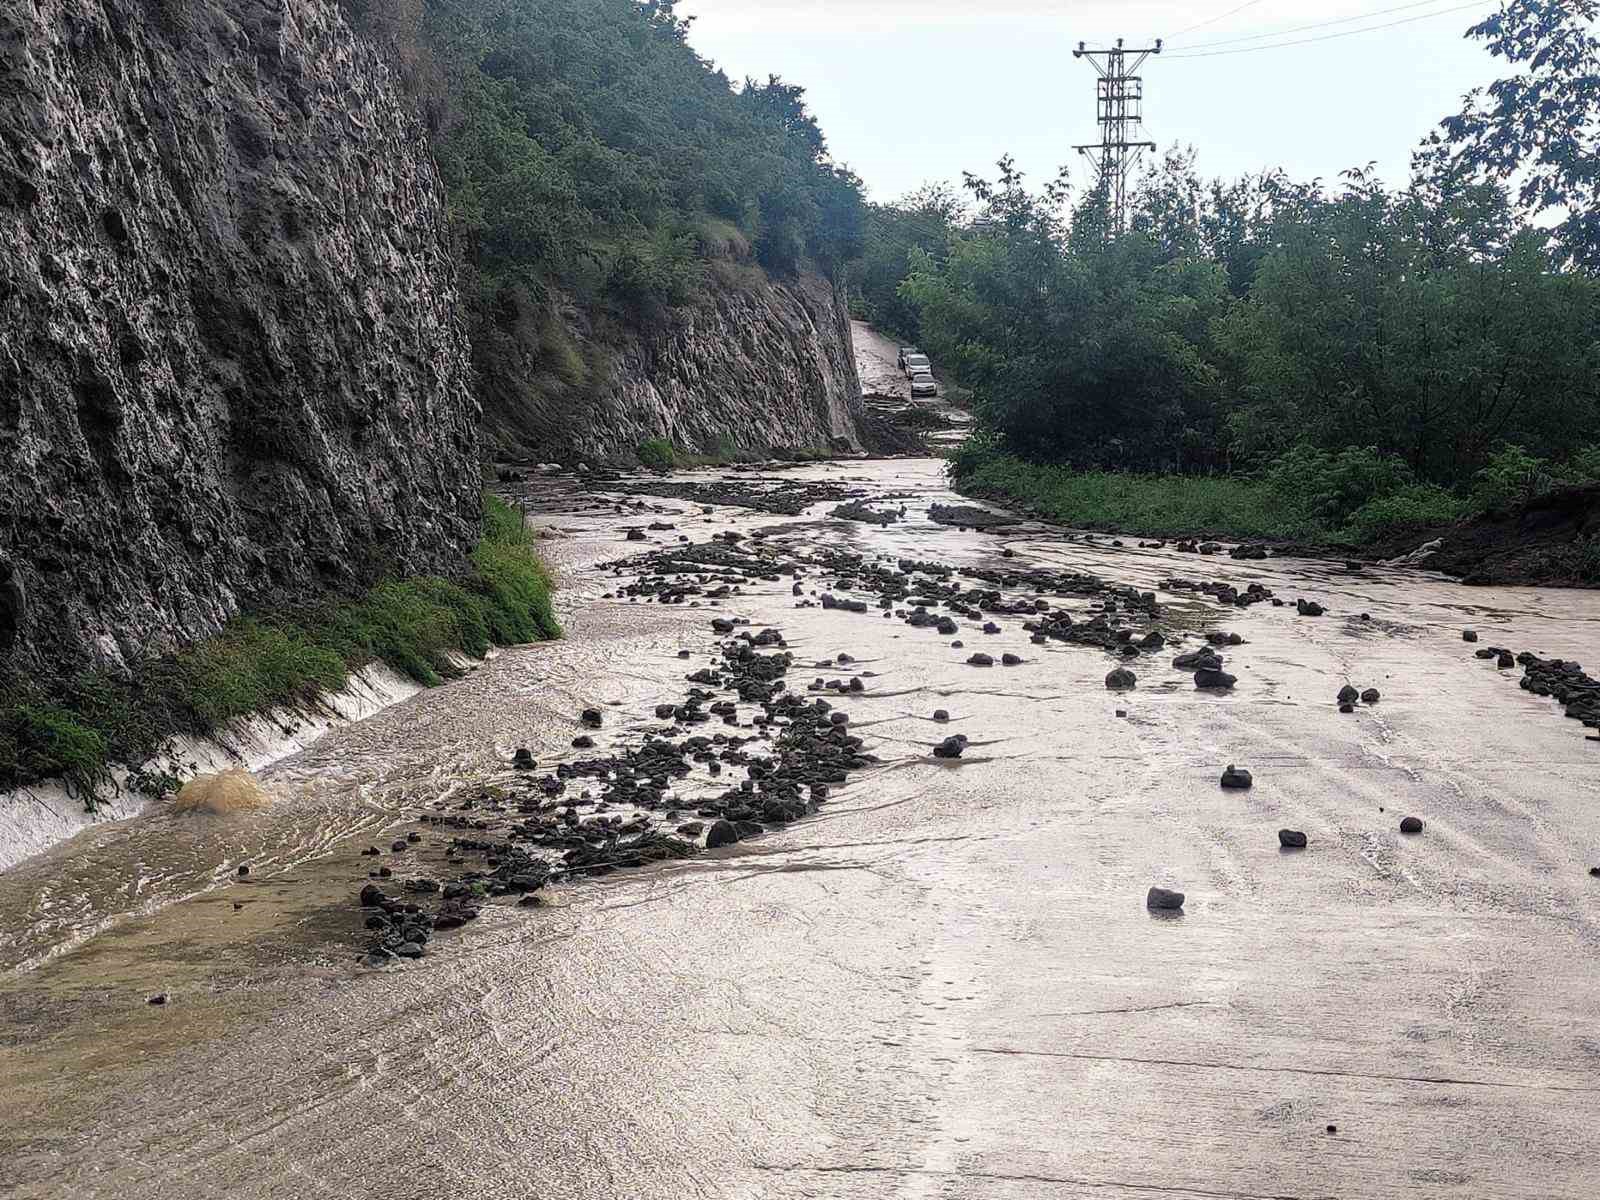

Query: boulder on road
<box><xmin>1146</xmin><ymin>886</ymin><xmax>1185</xmax><ymax>910</ymax></box>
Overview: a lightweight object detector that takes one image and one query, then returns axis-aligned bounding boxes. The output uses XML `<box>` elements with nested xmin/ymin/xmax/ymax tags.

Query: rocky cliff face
<box><xmin>0</xmin><ymin>0</ymin><xmax>479</xmax><ymax>677</ymax></box>
<box><xmin>480</xmin><ymin>268</ymin><xmax>863</xmax><ymax>461</ymax></box>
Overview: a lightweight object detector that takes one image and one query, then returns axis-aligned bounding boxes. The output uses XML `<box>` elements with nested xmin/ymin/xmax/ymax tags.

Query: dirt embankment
<box><xmin>1369</xmin><ymin>483</ymin><xmax>1600</xmax><ymax>587</ymax></box>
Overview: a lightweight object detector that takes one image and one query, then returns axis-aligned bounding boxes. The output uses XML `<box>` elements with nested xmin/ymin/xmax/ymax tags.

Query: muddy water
<box><xmin>4</xmin><ymin>458</ymin><xmax>1600</xmax><ymax>1199</ymax></box>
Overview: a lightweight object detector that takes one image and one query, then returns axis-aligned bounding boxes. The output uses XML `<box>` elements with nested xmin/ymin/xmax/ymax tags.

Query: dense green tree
<box><xmin>852</xmin><ymin>183</ymin><xmax>963</xmax><ymax>341</ymax></box>
<box><xmin>898</xmin><ymin>154</ymin><xmax>1600</xmax><ymax>488</ymax></box>
<box><xmin>1436</xmin><ymin>0</ymin><xmax>1600</xmax><ymax>269</ymax></box>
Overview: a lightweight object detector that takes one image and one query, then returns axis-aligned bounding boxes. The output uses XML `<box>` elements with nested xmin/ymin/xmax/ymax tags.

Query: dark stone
<box><xmin>1278</xmin><ymin>829</ymin><xmax>1308</xmax><ymax>849</ymax></box>
<box><xmin>147</xmin><ymin>992</ymin><xmax>168</xmax><ymax>1005</ymax></box>
<box><xmin>1360</xmin><ymin>688</ymin><xmax>1380</xmax><ymax>704</ymax></box>
<box><xmin>1146</xmin><ymin>886</ymin><xmax>1185</xmax><ymax>910</ymax></box>
<box><xmin>1337</xmin><ymin>685</ymin><xmax>1360</xmax><ymax>704</ymax></box>
<box><xmin>932</xmin><ymin>709</ymin><xmax>950</xmax><ymax>722</ymax></box>
<box><xmin>1339</xmin><ymin>702</ymin><xmax>1355</xmax><ymax>713</ymax></box>
<box><xmin>967</xmin><ymin>652</ymin><xmax>994</xmax><ymax>667</ymax></box>
<box><xmin>359</xmin><ymin>883</ymin><xmax>385</xmax><ymax>906</ymax></box>
<box><xmin>1399</xmin><ymin>816</ymin><xmax>1424</xmax><ymax>834</ymax></box>
<box><xmin>1220</xmin><ymin>764</ymin><xmax>1252</xmax><ymax>789</ymax></box>
<box><xmin>706</xmin><ymin>818</ymin><xmax>740</xmax><ymax>848</ymax></box>
<box><xmin>1496</xmin><ymin>651</ymin><xmax>1515</xmax><ymax>669</ymax></box>
<box><xmin>395</xmin><ymin>941</ymin><xmax>424</xmax><ymax>959</ymax></box>
<box><xmin>1462</xmin><ymin>630</ymin><xmax>1478</xmax><ymax>643</ymax></box>
<box><xmin>932</xmin><ymin>735</ymin><xmax>966</xmax><ymax>759</ymax></box>
<box><xmin>626</xmin><ymin>528</ymin><xmax>647</xmax><ymax>541</ymax></box>
<box><xmin>581</xmin><ymin>707</ymin><xmax>603</xmax><ymax>727</ymax></box>
<box><xmin>1194</xmin><ymin>668</ymin><xmax>1237</xmax><ymax>690</ymax></box>
<box><xmin>1001</xmin><ymin>652</ymin><xmax>1023</xmax><ymax>666</ymax></box>
<box><xmin>1106</xmin><ymin>667</ymin><xmax>1137</xmax><ymax>689</ymax></box>
<box><xmin>236</xmin><ymin>864</ymin><xmax>249</xmax><ymax>876</ymax></box>
<box><xmin>571</xmin><ymin>735</ymin><xmax>595</xmax><ymax>749</ymax></box>
<box><xmin>512</xmin><ymin>747</ymin><xmax>535</xmax><ymax>769</ymax></box>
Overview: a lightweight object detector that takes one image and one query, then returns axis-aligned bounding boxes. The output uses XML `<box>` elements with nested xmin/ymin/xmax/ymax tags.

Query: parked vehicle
<box><xmin>897</xmin><ymin>346</ymin><xmax>921</xmax><ymax>371</ymax></box>
<box><xmin>910</xmin><ymin>371</ymin><xmax>938</xmax><ymax>398</ymax></box>
<box><xmin>902</xmin><ymin>353</ymin><xmax>931</xmax><ymax>376</ymax></box>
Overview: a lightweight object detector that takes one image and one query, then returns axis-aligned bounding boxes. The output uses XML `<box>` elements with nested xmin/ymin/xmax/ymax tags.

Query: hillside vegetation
<box><xmin>344</xmin><ymin>0</ymin><xmax>864</xmax><ymax>443</ymax></box>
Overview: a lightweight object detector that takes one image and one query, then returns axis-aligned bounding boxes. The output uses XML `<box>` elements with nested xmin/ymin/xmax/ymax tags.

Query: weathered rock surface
<box><xmin>0</xmin><ymin>0</ymin><xmax>478</xmax><ymax>676</ymax></box>
<box><xmin>480</xmin><ymin>269</ymin><xmax>863</xmax><ymax>460</ymax></box>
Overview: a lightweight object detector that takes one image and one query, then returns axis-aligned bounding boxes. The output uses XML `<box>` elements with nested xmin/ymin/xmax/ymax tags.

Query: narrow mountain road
<box><xmin>852</xmin><ymin>319</ymin><xmax>974</xmax><ymax>449</ymax></box>
<box><xmin>2</xmin><ymin>460</ymin><xmax>1599</xmax><ymax>1199</ymax></box>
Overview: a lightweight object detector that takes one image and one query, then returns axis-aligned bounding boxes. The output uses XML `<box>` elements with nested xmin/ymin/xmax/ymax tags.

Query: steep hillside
<box><xmin>480</xmin><ymin>269</ymin><xmax>862</xmax><ymax>460</ymax></box>
<box><xmin>349</xmin><ymin>0</ymin><xmax>867</xmax><ymax>461</ymax></box>
<box><xmin>0</xmin><ymin>0</ymin><xmax>480</xmax><ymax>678</ymax></box>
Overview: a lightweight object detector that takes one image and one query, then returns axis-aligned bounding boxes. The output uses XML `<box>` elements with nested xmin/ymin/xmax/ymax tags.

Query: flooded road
<box><xmin>3</xmin><ymin>458</ymin><xmax>1600</xmax><ymax>1199</ymax></box>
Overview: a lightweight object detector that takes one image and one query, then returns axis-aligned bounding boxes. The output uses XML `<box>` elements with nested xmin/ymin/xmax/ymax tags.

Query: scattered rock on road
<box><xmin>1146</xmin><ymin>886</ymin><xmax>1186</xmax><ymax>910</ymax></box>
<box><xmin>1195</xmin><ymin>668</ymin><xmax>1237</xmax><ymax>690</ymax></box>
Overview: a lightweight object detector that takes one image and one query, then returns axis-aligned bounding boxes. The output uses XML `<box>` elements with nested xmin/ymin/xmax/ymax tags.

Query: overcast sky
<box><xmin>676</xmin><ymin>0</ymin><xmax>1500</xmax><ymax>204</ymax></box>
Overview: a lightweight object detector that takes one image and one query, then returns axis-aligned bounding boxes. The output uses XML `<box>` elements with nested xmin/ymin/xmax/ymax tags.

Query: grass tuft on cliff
<box><xmin>0</xmin><ymin>495</ymin><xmax>558</xmax><ymax>808</ymax></box>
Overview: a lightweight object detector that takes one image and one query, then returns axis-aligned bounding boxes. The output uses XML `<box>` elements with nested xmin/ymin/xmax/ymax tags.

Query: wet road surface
<box><xmin>2</xmin><ymin>459</ymin><xmax>1599</xmax><ymax>1199</ymax></box>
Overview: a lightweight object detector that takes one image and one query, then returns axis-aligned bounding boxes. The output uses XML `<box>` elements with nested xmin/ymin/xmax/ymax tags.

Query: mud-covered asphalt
<box><xmin>2</xmin><ymin>458</ymin><xmax>1599</xmax><ymax>1200</ymax></box>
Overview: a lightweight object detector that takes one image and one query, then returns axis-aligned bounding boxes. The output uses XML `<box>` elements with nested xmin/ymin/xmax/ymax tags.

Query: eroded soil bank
<box><xmin>2</xmin><ymin>459</ymin><xmax>1599</xmax><ymax>1200</ymax></box>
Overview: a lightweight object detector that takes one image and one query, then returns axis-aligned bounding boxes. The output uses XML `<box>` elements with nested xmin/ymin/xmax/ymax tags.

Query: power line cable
<box><xmin>1166</xmin><ymin>0</ymin><xmax>1271</xmax><ymax>42</ymax></box>
<box><xmin>1174</xmin><ymin>0</ymin><xmax>1467</xmax><ymax>51</ymax></box>
<box><xmin>1163</xmin><ymin>0</ymin><xmax>1486</xmax><ymax>58</ymax></box>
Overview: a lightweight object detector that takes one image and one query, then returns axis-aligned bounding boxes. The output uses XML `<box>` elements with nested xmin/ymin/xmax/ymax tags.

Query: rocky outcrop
<box><xmin>481</xmin><ymin>268</ymin><xmax>862</xmax><ymax>461</ymax></box>
<box><xmin>0</xmin><ymin>0</ymin><xmax>479</xmax><ymax>677</ymax></box>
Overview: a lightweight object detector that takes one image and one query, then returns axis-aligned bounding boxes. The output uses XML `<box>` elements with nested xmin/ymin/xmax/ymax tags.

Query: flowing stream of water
<box><xmin>2</xmin><ymin>458</ymin><xmax>1599</xmax><ymax>1199</ymax></box>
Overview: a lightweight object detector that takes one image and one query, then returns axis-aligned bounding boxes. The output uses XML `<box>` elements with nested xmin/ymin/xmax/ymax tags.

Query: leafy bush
<box><xmin>1339</xmin><ymin>485</ymin><xmax>1467</xmax><ymax>543</ymax></box>
<box><xmin>1265</xmin><ymin>445</ymin><xmax>1417</xmax><ymax>529</ymax></box>
<box><xmin>947</xmin><ymin>429</ymin><xmax>1002</xmax><ymax>481</ymax></box>
<box><xmin>637</xmin><ymin>438</ymin><xmax>678</xmax><ymax>470</ymax></box>
<box><xmin>1472</xmin><ymin>443</ymin><xmax>1556</xmax><ymax>512</ymax></box>
<box><xmin>1567</xmin><ymin>445</ymin><xmax>1600</xmax><ymax>483</ymax></box>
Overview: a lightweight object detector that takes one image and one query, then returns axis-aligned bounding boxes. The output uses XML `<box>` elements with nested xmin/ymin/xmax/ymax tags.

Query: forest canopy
<box><xmin>344</xmin><ymin>0</ymin><xmax>864</xmax><ymax>313</ymax></box>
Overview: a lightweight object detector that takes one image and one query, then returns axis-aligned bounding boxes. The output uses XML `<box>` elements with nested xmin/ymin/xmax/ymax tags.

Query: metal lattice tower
<box><xmin>1071</xmin><ymin>38</ymin><xmax>1162</xmax><ymax>233</ymax></box>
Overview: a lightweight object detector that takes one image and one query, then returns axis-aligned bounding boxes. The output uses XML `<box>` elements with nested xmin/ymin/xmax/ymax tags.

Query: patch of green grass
<box><xmin>953</xmin><ymin>452</ymin><xmax>1315</xmax><ymax>542</ymax></box>
<box><xmin>951</xmin><ymin>450</ymin><xmax>1474</xmax><ymax>547</ymax></box>
<box><xmin>0</xmin><ymin>494</ymin><xmax>559</xmax><ymax>805</ymax></box>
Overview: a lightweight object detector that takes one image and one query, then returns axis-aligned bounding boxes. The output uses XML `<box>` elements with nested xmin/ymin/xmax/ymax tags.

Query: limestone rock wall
<box><xmin>481</xmin><ymin>268</ymin><xmax>863</xmax><ymax>461</ymax></box>
<box><xmin>0</xmin><ymin>0</ymin><xmax>480</xmax><ymax>676</ymax></box>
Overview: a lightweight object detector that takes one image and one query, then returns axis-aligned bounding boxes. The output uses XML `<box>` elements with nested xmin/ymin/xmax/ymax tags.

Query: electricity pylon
<box><xmin>1071</xmin><ymin>38</ymin><xmax>1162</xmax><ymax>233</ymax></box>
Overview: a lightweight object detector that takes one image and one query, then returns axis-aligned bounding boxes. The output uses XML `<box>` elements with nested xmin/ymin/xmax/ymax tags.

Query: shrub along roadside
<box><xmin>0</xmin><ymin>496</ymin><xmax>559</xmax><ymax>809</ymax></box>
